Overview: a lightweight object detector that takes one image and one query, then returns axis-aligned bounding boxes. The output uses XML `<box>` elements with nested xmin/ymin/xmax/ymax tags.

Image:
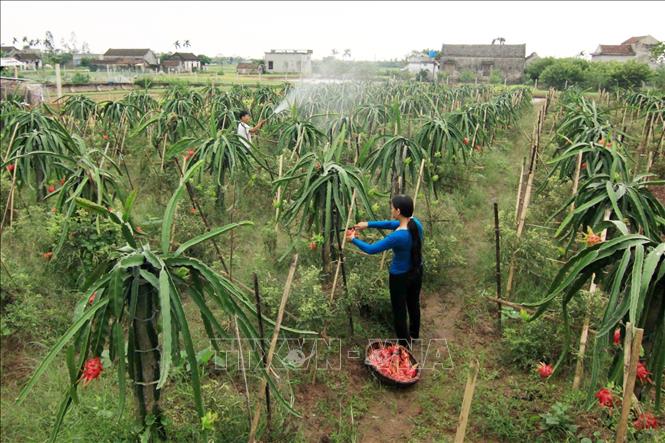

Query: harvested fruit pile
<box><xmin>366</xmin><ymin>344</ymin><xmax>418</xmax><ymax>382</ymax></box>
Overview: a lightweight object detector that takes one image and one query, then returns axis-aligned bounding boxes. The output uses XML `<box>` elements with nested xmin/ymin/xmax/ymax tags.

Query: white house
<box><xmin>591</xmin><ymin>35</ymin><xmax>660</xmax><ymax>67</ymax></box>
<box><xmin>264</xmin><ymin>50</ymin><xmax>312</xmax><ymax>75</ymax></box>
<box><xmin>161</xmin><ymin>52</ymin><xmax>201</xmax><ymax>73</ymax></box>
<box><xmin>404</xmin><ymin>55</ymin><xmax>439</xmax><ymax>79</ymax></box>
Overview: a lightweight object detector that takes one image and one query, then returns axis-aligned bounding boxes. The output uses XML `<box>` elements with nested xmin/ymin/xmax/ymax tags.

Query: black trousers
<box><xmin>388</xmin><ymin>267</ymin><xmax>422</xmax><ymax>346</ymax></box>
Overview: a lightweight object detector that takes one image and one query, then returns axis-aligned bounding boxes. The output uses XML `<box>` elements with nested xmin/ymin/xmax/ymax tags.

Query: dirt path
<box><xmin>357</xmin><ymin>290</ymin><xmax>464</xmax><ymax>442</ymax></box>
<box><xmin>356</xmin><ymin>99</ymin><xmax>548</xmax><ymax>442</ymax></box>
<box><xmin>296</xmin><ymin>100</ymin><xmax>547</xmax><ymax>442</ymax></box>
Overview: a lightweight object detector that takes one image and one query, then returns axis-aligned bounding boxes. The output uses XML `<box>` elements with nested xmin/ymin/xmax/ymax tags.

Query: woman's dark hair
<box><xmin>238</xmin><ymin>110</ymin><xmax>249</xmax><ymax>119</ymax></box>
<box><xmin>391</xmin><ymin>194</ymin><xmax>422</xmax><ymax>271</ymax></box>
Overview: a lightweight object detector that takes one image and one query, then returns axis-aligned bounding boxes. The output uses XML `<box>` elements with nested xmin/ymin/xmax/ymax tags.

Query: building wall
<box><xmin>440</xmin><ymin>57</ymin><xmax>524</xmax><ymax>82</ymax></box>
<box><xmin>591</xmin><ymin>54</ymin><xmax>635</xmax><ymax>63</ymax></box>
<box><xmin>406</xmin><ymin>62</ymin><xmax>439</xmax><ymax>74</ymax></box>
<box><xmin>264</xmin><ymin>53</ymin><xmax>312</xmax><ymax>74</ymax></box>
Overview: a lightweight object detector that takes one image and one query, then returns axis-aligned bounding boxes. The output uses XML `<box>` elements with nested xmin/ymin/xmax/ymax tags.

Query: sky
<box><xmin>1</xmin><ymin>1</ymin><xmax>663</xmax><ymax>61</ymax></box>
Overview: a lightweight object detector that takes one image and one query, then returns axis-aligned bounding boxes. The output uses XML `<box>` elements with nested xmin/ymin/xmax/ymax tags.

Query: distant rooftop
<box><xmin>265</xmin><ymin>49</ymin><xmax>313</xmax><ymax>55</ymax></box>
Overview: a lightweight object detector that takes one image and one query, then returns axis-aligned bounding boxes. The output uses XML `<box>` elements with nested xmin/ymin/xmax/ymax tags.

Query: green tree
<box><xmin>525</xmin><ymin>56</ymin><xmax>556</xmax><ymax>82</ymax></box>
<box><xmin>540</xmin><ymin>59</ymin><xmax>587</xmax><ymax>89</ymax></box>
<box><xmin>652</xmin><ymin>65</ymin><xmax>665</xmax><ymax>89</ymax></box>
<box><xmin>609</xmin><ymin>60</ymin><xmax>653</xmax><ymax>89</ymax></box>
<box><xmin>583</xmin><ymin>61</ymin><xmax>615</xmax><ymax>90</ymax></box>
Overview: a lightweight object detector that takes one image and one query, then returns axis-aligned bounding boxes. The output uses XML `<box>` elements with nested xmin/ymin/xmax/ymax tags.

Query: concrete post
<box><xmin>55</xmin><ymin>64</ymin><xmax>63</xmax><ymax>99</ymax></box>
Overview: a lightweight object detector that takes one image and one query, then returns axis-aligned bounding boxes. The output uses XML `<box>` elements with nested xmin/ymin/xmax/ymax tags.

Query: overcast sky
<box><xmin>1</xmin><ymin>1</ymin><xmax>663</xmax><ymax>60</ymax></box>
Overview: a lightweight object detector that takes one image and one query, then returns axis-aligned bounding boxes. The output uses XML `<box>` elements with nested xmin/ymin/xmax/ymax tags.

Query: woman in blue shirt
<box><xmin>346</xmin><ymin>194</ymin><xmax>424</xmax><ymax>347</ymax></box>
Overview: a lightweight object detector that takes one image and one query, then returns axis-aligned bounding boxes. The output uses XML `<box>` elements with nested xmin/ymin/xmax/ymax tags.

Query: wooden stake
<box><xmin>514</xmin><ymin>157</ymin><xmax>526</xmax><ymax>223</ymax></box>
<box><xmin>623</xmin><ymin>322</ymin><xmax>633</xmax><ymax>392</ymax></box>
<box><xmin>506</xmin><ymin>139</ymin><xmax>538</xmax><ymax>297</ymax></box>
<box><xmin>274</xmin><ymin>154</ymin><xmax>284</xmax><ymax>225</ymax></box>
<box><xmin>248</xmin><ymin>254</ymin><xmax>299</xmax><ymax>443</ymax></box>
<box><xmin>572</xmin><ymin>317</ymin><xmax>590</xmax><ymax>389</ymax></box>
<box><xmin>454</xmin><ymin>360</ymin><xmax>480</xmax><ymax>443</ymax></box>
<box><xmin>493</xmin><ymin>202</ymin><xmax>502</xmax><ymax>333</ymax></box>
<box><xmin>572</xmin><ymin>209</ymin><xmax>610</xmax><ymax>389</ymax></box>
<box><xmin>253</xmin><ymin>274</ymin><xmax>272</xmax><ymax>435</ymax></box>
<box><xmin>570</xmin><ymin>152</ymin><xmax>583</xmax><ymax>212</ymax></box>
<box><xmin>615</xmin><ymin>327</ymin><xmax>644</xmax><ymax>443</ymax></box>
<box><xmin>234</xmin><ymin>315</ymin><xmax>252</xmax><ymax>429</ymax></box>
<box><xmin>329</xmin><ymin>190</ymin><xmax>357</xmax><ymax>303</ymax></box>
<box><xmin>413</xmin><ymin>158</ymin><xmax>426</xmax><ymax>209</ymax></box>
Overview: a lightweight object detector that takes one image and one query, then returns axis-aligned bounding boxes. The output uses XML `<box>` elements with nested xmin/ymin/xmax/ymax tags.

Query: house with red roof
<box><xmin>591</xmin><ymin>35</ymin><xmax>660</xmax><ymax>67</ymax></box>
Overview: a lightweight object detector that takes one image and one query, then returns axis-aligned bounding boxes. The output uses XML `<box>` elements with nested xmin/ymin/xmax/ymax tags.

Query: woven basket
<box><xmin>364</xmin><ymin>341</ymin><xmax>421</xmax><ymax>387</ymax></box>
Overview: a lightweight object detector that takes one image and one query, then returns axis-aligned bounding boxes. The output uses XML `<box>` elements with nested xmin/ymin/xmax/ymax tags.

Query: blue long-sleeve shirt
<box><xmin>351</xmin><ymin>218</ymin><xmax>424</xmax><ymax>275</ymax></box>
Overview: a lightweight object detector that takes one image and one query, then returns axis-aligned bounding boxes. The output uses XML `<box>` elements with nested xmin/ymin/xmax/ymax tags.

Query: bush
<box><xmin>70</xmin><ymin>72</ymin><xmax>90</xmax><ymax>85</ymax></box>
<box><xmin>652</xmin><ymin>65</ymin><xmax>665</xmax><ymax>89</ymax></box>
<box><xmin>459</xmin><ymin>70</ymin><xmax>476</xmax><ymax>83</ymax></box>
<box><xmin>489</xmin><ymin>69</ymin><xmax>504</xmax><ymax>84</ymax></box>
<box><xmin>134</xmin><ymin>78</ymin><xmax>153</xmax><ymax>88</ymax></box>
<box><xmin>525</xmin><ymin>57</ymin><xmax>556</xmax><ymax>82</ymax></box>
<box><xmin>540</xmin><ymin>59</ymin><xmax>587</xmax><ymax>89</ymax></box>
<box><xmin>502</xmin><ymin>317</ymin><xmax>564</xmax><ymax>370</ymax></box>
<box><xmin>584</xmin><ymin>61</ymin><xmax>615</xmax><ymax>90</ymax></box>
<box><xmin>609</xmin><ymin>60</ymin><xmax>653</xmax><ymax>89</ymax></box>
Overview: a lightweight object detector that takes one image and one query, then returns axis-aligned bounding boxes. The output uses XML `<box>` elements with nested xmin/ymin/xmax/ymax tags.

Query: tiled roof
<box><xmin>171</xmin><ymin>52</ymin><xmax>199</xmax><ymax>61</ymax></box>
<box><xmin>621</xmin><ymin>36</ymin><xmax>647</xmax><ymax>45</ymax></box>
<box><xmin>104</xmin><ymin>48</ymin><xmax>151</xmax><ymax>57</ymax></box>
<box><xmin>595</xmin><ymin>45</ymin><xmax>635</xmax><ymax>56</ymax></box>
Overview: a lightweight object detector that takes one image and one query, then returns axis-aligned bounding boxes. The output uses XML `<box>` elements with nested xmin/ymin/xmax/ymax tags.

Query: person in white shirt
<box><xmin>237</xmin><ymin>111</ymin><xmax>266</xmax><ymax>145</ymax></box>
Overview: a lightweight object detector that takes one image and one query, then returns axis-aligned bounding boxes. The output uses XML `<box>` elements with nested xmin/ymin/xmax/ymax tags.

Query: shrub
<box><xmin>525</xmin><ymin>57</ymin><xmax>556</xmax><ymax>82</ymax></box>
<box><xmin>70</xmin><ymin>72</ymin><xmax>90</xmax><ymax>85</ymax></box>
<box><xmin>502</xmin><ymin>317</ymin><xmax>564</xmax><ymax>370</ymax></box>
<box><xmin>540</xmin><ymin>59</ymin><xmax>587</xmax><ymax>89</ymax></box>
<box><xmin>134</xmin><ymin>77</ymin><xmax>153</xmax><ymax>88</ymax></box>
<box><xmin>652</xmin><ymin>65</ymin><xmax>665</xmax><ymax>89</ymax></box>
<box><xmin>609</xmin><ymin>60</ymin><xmax>653</xmax><ymax>89</ymax></box>
<box><xmin>489</xmin><ymin>69</ymin><xmax>504</xmax><ymax>84</ymax></box>
<box><xmin>459</xmin><ymin>70</ymin><xmax>476</xmax><ymax>83</ymax></box>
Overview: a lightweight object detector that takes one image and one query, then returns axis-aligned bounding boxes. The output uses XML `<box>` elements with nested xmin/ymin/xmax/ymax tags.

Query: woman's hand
<box><xmin>353</xmin><ymin>222</ymin><xmax>368</xmax><ymax>231</ymax></box>
<box><xmin>345</xmin><ymin>227</ymin><xmax>356</xmax><ymax>241</ymax></box>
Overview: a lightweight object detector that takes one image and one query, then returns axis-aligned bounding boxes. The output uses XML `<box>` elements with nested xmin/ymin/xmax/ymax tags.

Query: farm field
<box><xmin>1</xmin><ymin>79</ymin><xmax>664</xmax><ymax>443</ymax></box>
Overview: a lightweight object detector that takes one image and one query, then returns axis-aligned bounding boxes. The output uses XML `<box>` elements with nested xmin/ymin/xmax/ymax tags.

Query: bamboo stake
<box><xmin>413</xmin><ymin>158</ymin><xmax>426</xmax><ymax>208</ymax></box>
<box><xmin>493</xmin><ymin>202</ymin><xmax>502</xmax><ymax>333</ymax></box>
<box><xmin>248</xmin><ymin>254</ymin><xmax>299</xmax><ymax>443</ymax></box>
<box><xmin>234</xmin><ymin>315</ymin><xmax>252</xmax><ymax>430</ymax></box>
<box><xmin>274</xmin><ymin>154</ymin><xmax>284</xmax><ymax>225</ymax></box>
<box><xmin>514</xmin><ymin>157</ymin><xmax>526</xmax><ymax>222</ymax></box>
<box><xmin>615</xmin><ymin>327</ymin><xmax>644</xmax><ymax>443</ymax></box>
<box><xmin>454</xmin><ymin>360</ymin><xmax>480</xmax><ymax>443</ymax></box>
<box><xmin>253</xmin><ymin>273</ymin><xmax>272</xmax><ymax>435</ymax></box>
<box><xmin>329</xmin><ymin>190</ymin><xmax>357</xmax><ymax>303</ymax></box>
<box><xmin>505</xmin><ymin>139</ymin><xmax>538</xmax><ymax>297</ymax></box>
<box><xmin>570</xmin><ymin>152</ymin><xmax>583</xmax><ymax>212</ymax></box>
<box><xmin>623</xmin><ymin>322</ymin><xmax>633</xmax><ymax>391</ymax></box>
<box><xmin>572</xmin><ymin>317</ymin><xmax>590</xmax><ymax>389</ymax></box>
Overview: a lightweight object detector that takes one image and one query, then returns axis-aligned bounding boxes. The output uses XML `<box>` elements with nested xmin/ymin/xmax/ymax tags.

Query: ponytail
<box><xmin>407</xmin><ymin>218</ymin><xmax>422</xmax><ymax>272</ymax></box>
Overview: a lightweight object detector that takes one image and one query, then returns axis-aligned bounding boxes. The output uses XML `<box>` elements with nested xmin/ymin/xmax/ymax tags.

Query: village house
<box><xmin>236</xmin><ymin>62</ymin><xmax>261</xmax><ymax>75</ymax></box>
<box><xmin>161</xmin><ymin>52</ymin><xmax>201</xmax><ymax>73</ymax></box>
<box><xmin>404</xmin><ymin>54</ymin><xmax>439</xmax><ymax>80</ymax></box>
<box><xmin>0</xmin><ymin>46</ymin><xmax>42</xmax><ymax>70</ymax></box>
<box><xmin>93</xmin><ymin>48</ymin><xmax>160</xmax><ymax>71</ymax></box>
<box><xmin>439</xmin><ymin>43</ymin><xmax>526</xmax><ymax>83</ymax></box>
<box><xmin>264</xmin><ymin>50</ymin><xmax>312</xmax><ymax>75</ymax></box>
<box><xmin>591</xmin><ymin>35</ymin><xmax>660</xmax><ymax>67</ymax></box>
<box><xmin>525</xmin><ymin>52</ymin><xmax>540</xmax><ymax>67</ymax></box>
